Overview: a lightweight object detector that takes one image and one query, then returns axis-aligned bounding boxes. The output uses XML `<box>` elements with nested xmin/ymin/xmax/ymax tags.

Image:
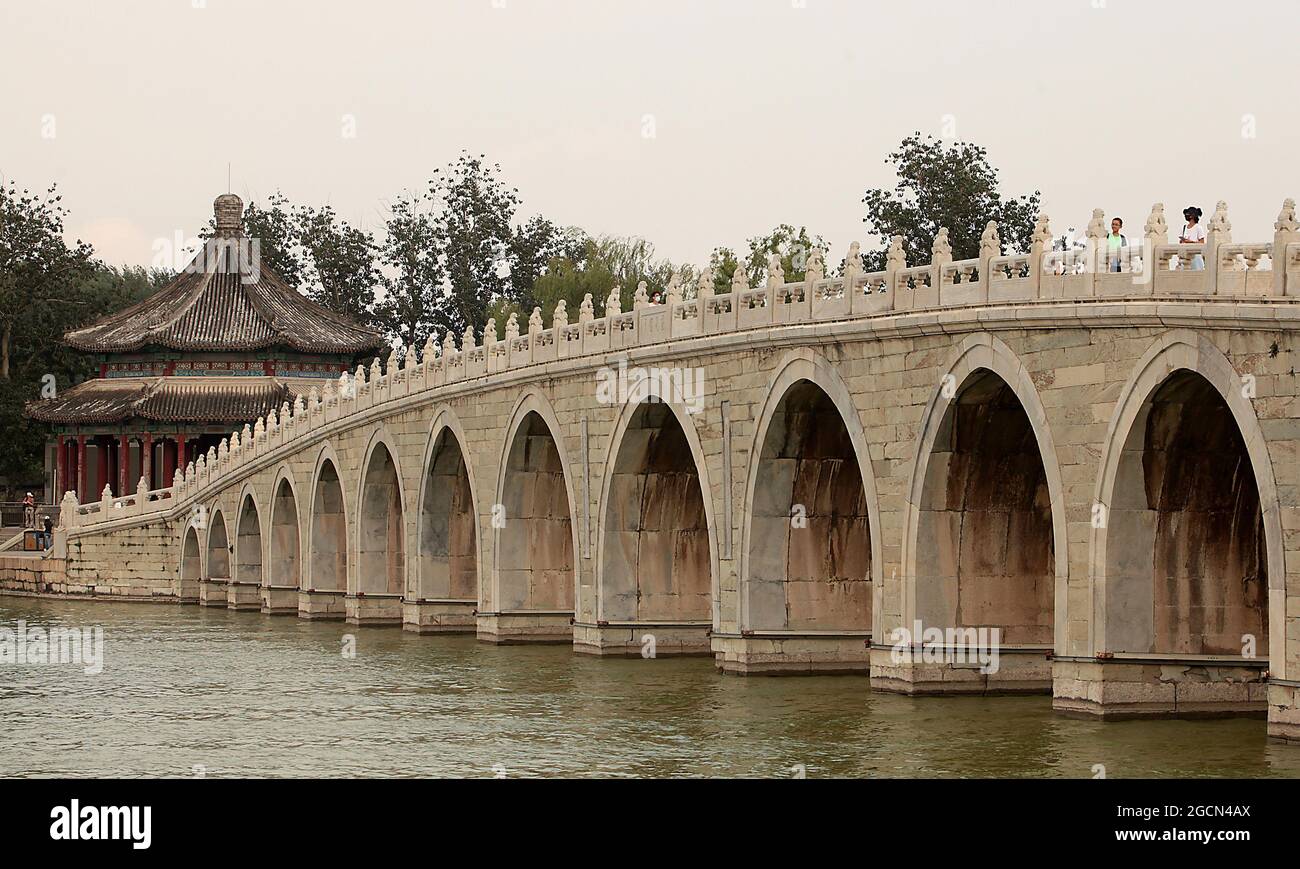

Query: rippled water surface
<box><xmin>2</xmin><ymin>597</ymin><xmax>1297</xmax><ymax>778</ymax></box>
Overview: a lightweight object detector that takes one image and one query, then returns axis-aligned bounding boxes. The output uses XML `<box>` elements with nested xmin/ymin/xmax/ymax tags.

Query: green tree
<box><xmin>0</xmin><ymin>182</ymin><xmax>96</xmax><ymax>381</ymax></box>
<box><xmin>236</xmin><ymin>192</ymin><xmax>303</xmax><ymax>288</ymax></box>
<box><xmin>709</xmin><ymin>225</ymin><xmax>830</xmax><ymax>291</ymax></box>
<box><xmin>435</xmin><ymin>153</ymin><xmax>521</xmax><ymax>337</ymax></box>
<box><xmin>1</xmin><ymin>182</ymin><xmax>170</xmax><ymax>485</ymax></box>
<box><xmin>526</xmin><ymin>235</ymin><xmax>684</xmax><ymax>324</ymax></box>
<box><xmin>295</xmin><ymin>203</ymin><xmax>379</xmax><ymax>323</ymax></box>
<box><xmin>507</xmin><ymin>216</ymin><xmax>587</xmax><ymax>315</ymax></box>
<box><xmin>375</xmin><ymin>192</ymin><xmax>442</xmax><ymax>353</ymax></box>
<box><xmin>861</xmin><ymin>133</ymin><xmax>1041</xmax><ymax>269</ymax></box>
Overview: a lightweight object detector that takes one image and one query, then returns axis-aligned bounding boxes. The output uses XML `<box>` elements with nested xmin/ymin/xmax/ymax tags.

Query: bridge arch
<box><xmin>306</xmin><ymin>444</ymin><xmax>349</xmax><ymax>595</ymax></box>
<box><xmin>901</xmin><ymin>334</ymin><xmax>1067</xmax><ymax>669</ymax></box>
<box><xmin>269</xmin><ymin>467</ymin><xmax>303</xmax><ymax>591</ymax></box>
<box><xmin>740</xmin><ymin>348</ymin><xmax>882</xmax><ymax>636</ymax></box>
<box><xmin>355</xmin><ymin>427</ymin><xmax>408</xmax><ymax>597</ymax></box>
<box><xmin>179</xmin><ymin>523</ymin><xmax>201</xmax><ymax>598</ymax></box>
<box><xmin>491</xmin><ymin>390</ymin><xmax>580</xmax><ymax>623</ymax></box>
<box><xmin>235</xmin><ymin>485</ymin><xmax>265</xmax><ymax>587</ymax></box>
<box><xmin>1092</xmin><ymin>332</ymin><xmax>1284</xmax><ymax>676</ymax></box>
<box><xmin>595</xmin><ymin>392</ymin><xmax>719</xmax><ymax>635</ymax></box>
<box><xmin>206</xmin><ymin>505</ymin><xmax>231</xmax><ymax>582</ymax></box>
<box><xmin>415</xmin><ymin>407</ymin><xmax>481</xmax><ymax>603</ymax></box>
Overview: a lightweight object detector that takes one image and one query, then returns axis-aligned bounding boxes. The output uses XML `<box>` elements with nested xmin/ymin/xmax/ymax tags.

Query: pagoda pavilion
<box><xmin>27</xmin><ymin>193</ymin><xmax>386</xmax><ymax>503</ymax></box>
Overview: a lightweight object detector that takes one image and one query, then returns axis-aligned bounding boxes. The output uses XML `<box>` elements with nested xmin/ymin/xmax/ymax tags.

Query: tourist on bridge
<box><xmin>1179</xmin><ymin>206</ymin><xmax>1206</xmax><ymax>270</ymax></box>
<box><xmin>40</xmin><ymin>514</ymin><xmax>53</xmax><ymax>549</ymax></box>
<box><xmin>22</xmin><ymin>492</ymin><xmax>35</xmax><ymax>529</ymax></box>
<box><xmin>1107</xmin><ymin>218</ymin><xmax>1128</xmax><ymax>272</ymax></box>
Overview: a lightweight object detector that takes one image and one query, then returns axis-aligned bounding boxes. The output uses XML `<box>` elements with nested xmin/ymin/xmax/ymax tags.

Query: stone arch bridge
<box><xmin>45</xmin><ymin>202</ymin><xmax>1300</xmax><ymax>741</ymax></box>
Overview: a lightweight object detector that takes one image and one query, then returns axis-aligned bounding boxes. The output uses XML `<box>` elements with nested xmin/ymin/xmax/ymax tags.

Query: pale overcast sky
<box><xmin>2</xmin><ymin>0</ymin><xmax>1295</xmax><ymax>269</ymax></box>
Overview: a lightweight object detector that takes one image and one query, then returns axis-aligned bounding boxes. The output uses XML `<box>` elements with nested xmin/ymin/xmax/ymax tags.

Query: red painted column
<box><xmin>118</xmin><ymin>433</ymin><xmax>129</xmax><ymax>497</ymax></box>
<box><xmin>76</xmin><ymin>435</ymin><xmax>87</xmax><ymax>504</ymax></box>
<box><xmin>163</xmin><ymin>436</ymin><xmax>176</xmax><ymax>488</ymax></box>
<box><xmin>177</xmin><ymin>434</ymin><xmax>187</xmax><ymax>474</ymax></box>
<box><xmin>96</xmin><ymin>436</ymin><xmax>108</xmax><ymax>499</ymax></box>
<box><xmin>56</xmin><ymin>435</ymin><xmax>66</xmax><ymax>498</ymax></box>
<box><xmin>142</xmin><ymin>432</ymin><xmax>153</xmax><ymax>491</ymax></box>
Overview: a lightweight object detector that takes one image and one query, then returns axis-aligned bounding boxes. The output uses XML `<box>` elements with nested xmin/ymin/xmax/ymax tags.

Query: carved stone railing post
<box><xmin>1084</xmin><ymin>208</ymin><xmax>1107</xmax><ymax>295</ymax></box>
<box><xmin>978</xmin><ymin>221</ymin><xmax>1000</xmax><ymax>300</ymax></box>
<box><xmin>60</xmin><ymin>491</ymin><xmax>79</xmax><ymax>529</ymax></box>
<box><xmin>1029</xmin><ymin>214</ymin><xmax>1051</xmax><ymax>295</ymax></box>
<box><xmin>929</xmin><ymin>229</ymin><xmax>951</xmax><ymax>306</ymax></box>
<box><xmin>884</xmin><ymin>235</ymin><xmax>905</xmax><ymax>309</ymax></box>
<box><xmin>665</xmin><ymin>271</ymin><xmax>682</xmax><ymax>307</ymax></box>
<box><xmin>504</xmin><ymin>313</ymin><xmax>520</xmax><ymax>368</ymax></box>
<box><xmin>842</xmin><ymin>241</ymin><xmax>862</xmax><ymax>298</ymax></box>
<box><xmin>1143</xmin><ymin>203</ymin><xmax>1168</xmax><ymax>290</ymax></box>
<box><xmin>1274</xmin><ymin>198</ymin><xmax>1298</xmax><ymax>296</ymax></box>
<box><xmin>804</xmin><ymin>247</ymin><xmax>824</xmax><ymax>298</ymax></box>
<box><xmin>1206</xmin><ymin>200</ymin><xmax>1231</xmax><ymax>294</ymax></box>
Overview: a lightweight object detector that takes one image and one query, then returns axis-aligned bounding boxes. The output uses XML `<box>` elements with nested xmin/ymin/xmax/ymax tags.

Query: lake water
<box><xmin>2</xmin><ymin>596</ymin><xmax>1297</xmax><ymax>778</ymax></box>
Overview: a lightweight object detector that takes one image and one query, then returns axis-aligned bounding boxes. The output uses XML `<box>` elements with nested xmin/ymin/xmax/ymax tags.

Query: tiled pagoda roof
<box><xmin>25</xmin><ymin>377</ymin><xmax>299</xmax><ymax>426</ymax></box>
<box><xmin>63</xmin><ymin>194</ymin><xmax>386</xmax><ymax>356</ymax></box>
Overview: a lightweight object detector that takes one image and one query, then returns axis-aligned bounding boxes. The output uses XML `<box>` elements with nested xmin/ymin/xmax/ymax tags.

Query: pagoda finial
<box><xmin>213</xmin><ymin>193</ymin><xmax>244</xmax><ymax>237</ymax></box>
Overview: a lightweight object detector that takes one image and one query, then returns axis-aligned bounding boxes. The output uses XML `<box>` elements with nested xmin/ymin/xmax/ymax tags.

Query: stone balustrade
<box><xmin>60</xmin><ymin>198</ymin><xmax>1300</xmax><ymax>535</ymax></box>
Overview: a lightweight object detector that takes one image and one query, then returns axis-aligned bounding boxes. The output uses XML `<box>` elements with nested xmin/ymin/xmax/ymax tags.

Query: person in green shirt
<box><xmin>1107</xmin><ymin>217</ymin><xmax>1128</xmax><ymax>272</ymax></box>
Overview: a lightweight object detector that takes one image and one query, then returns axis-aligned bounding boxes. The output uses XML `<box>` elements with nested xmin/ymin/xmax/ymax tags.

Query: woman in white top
<box><xmin>1179</xmin><ymin>205</ymin><xmax>1206</xmax><ymax>270</ymax></box>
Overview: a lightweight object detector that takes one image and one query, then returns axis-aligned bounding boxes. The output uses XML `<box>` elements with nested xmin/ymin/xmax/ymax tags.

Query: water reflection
<box><xmin>1</xmin><ymin>597</ymin><xmax>1297</xmax><ymax>778</ymax></box>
